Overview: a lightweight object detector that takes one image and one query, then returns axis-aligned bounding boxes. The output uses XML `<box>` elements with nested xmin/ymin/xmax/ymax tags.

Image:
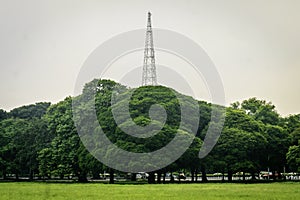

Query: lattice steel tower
<box><xmin>142</xmin><ymin>12</ymin><xmax>157</xmax><ymax>86</ymax></box>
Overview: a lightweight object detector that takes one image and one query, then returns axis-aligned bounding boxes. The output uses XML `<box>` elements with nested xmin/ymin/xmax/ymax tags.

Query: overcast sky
<box><xmin>0</xmin><ymin>0</ymin><xmax>299</xmax><ymax>116</ymax></box>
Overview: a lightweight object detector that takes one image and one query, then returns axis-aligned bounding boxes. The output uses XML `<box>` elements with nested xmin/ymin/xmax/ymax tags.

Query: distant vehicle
<box><xmin>286</xmin><ymin>172</ymin><xmax>299</xmax><ymax>180</ymax></box>
<box><xmin>260</xmin><ymin>171</ymin><xmax>282</xmax><ymax>179</ymax></box>
<box><xmin>213</xmin><ymin>173</ymin><xmax>222</xmax><ymax>176</ymax></box>
<box><xmin>179</xmin><ymin>173</ymin><xmax>186</xmax><ymax>180</ymax></box>
<box><xmin>137</xmin><ymin>172</ymin><xmax>149</xmax><ymax>179</ymax></box>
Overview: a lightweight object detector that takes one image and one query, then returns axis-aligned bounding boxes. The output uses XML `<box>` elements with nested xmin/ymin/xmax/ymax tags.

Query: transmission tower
<box><xmin>142</xmin><ymin>12</ymin><xmax>157</xmax><ymax>86</ymax></box>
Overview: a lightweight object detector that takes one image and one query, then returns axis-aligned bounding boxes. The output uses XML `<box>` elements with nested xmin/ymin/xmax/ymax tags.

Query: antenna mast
<box><xmin>142</xmin><ymin>12</ymin><xmax>157</xmax><ymax>86</ymax></box>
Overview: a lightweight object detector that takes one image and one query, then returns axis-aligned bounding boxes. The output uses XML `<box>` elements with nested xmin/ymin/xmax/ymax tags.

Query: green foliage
<box><xmin>177</xmin><ymin>137</ymin><xmax>202</xmax><ymax>171</ymax></box>
<box><xmin>224</xmin><ymin>108</ymin><xmax>263</xmax><ymax>132</ymax></box>
<box><xmin>290</xmin><ymin>127</ymin><xmax>300</xmax><ymax>146</ymax></box>
<box><xmin>211</xmin><ymin>127</ymin><xmax>266</xmax><ymax>175</ymax></box>
<box><xmin>197</xmin><ymin>101</ymin><xmax>212</xmax><ymax>136</ymax></box>
<box><xmin>0</xmin><ymin>117</ymin><xmax>46</xmax><ymax>179</ymax></box>
<box><xmin>0</xmin><ymin>109</ymin><xmax>8</xmax><ymax>121</ymax></box>
<box><xmin>40</xmin><ymin>97</ymin><xmax>81</xmax><ymax>179</ymax></box>
<box><xmin>286</xmin><ymin>145</ymin><xmax>300</xmax><ymax>172</ymax></box>
<box><xmin>0</xmin><ymin>79</ymin><xmax>299</xmax><ymax>182</ymax></box>
<box><xmin>283</xmin><ymin>114</ymin><xmax>300</xmax><ymax>133</ymax></box>
<box><xmin>241</xmin><ymin>97</ymin><xmax>279</xmax><ymax>125</ymax></box>
<box><xmin>263</xmin><ymin>125</ymin><xmax>290</xmax><ymax>172</ymax></box>
<box><xmin>38</xmin><ymin>148</ymin><xmax>53</xmax><ymax>178</ymax></box>
<box><xmin>100</xmin><ymin>85</ymin><xmax>182</xmax><ymax>152</ymax></box>
<box><xmin>10</xmin><ymin>102</ymin><xmax>50</xmax><ymax>119</ymax></box>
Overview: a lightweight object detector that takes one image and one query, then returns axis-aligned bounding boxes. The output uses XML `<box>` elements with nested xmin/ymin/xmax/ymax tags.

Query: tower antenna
<box><xmin>142</xmin><ymin>12</ymin><xmax>157</xmax><ymax>86</ymax></box>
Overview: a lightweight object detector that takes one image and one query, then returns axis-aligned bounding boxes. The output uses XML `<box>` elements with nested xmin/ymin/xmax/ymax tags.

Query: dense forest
<box><xmin>0</xmin><ymin>79</ymin><xmax>299</xmax><ymax>183</ymax></box>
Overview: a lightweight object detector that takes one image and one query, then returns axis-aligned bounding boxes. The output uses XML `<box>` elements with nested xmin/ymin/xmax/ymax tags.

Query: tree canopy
<box><xmin>0</xmin><ymin>79</ymin><xmax>299</xmax><ymax>183</ymax></box>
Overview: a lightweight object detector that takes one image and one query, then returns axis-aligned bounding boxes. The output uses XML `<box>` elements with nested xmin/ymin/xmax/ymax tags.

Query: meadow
<box><xmin>0</xmin><ymin>182</ymin><xmax>299</xmax><ymax>200</ymax></box>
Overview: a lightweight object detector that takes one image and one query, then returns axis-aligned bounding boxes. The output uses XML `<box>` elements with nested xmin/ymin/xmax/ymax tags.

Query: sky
<box><xmin>0</xmin><ymin>0</ymin><xmax>299</xmax><ymax>116</ymax></box>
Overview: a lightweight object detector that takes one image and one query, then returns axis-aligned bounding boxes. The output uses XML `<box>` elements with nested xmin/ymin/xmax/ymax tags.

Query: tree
<box><xmin>177</xmin><ymin>137</ymin><xmax>202</xmax><ymax>182</ymax></box>
<box><xmin>77</xmin><ymin>143</ymin><xmax>104</xmax><ymax>180</ymax></box>
<box><xmin>38</xmin><ymin>148</ymin><xmax>53</xmax><ymax>179</ymax></box>
<box><xmin>211</xmin><ymin>127</ymin><xmax>266</xmax><ymax>182</ymax></box>
<box><xmin>241</xmin><ymin>97</ymin><xmax>279</xmax><ymax>125</ymax></box>
<box><xmin>286</xmin><ymin>144</ymin><xmax>300</xmax><ymax>173</ymax></box>
<box><xmin>27</xmin><ymin>118</ymin><xmax>53</xmax><ymax>180</ymax></box>
<box><xmin>75</xmin><ymin>79</ymin><xmax>203</xmax><ymax>183</ymax></box>
<box><xmin>40</xmin><ymin>97</ymin><xmax>83</xmax><ymax>180</ymax></box>
<box><xmin>263</xmin><ymin>125</ymin><xmax>290</xmax><ymax>178</ymax></box>
<box><xmin>197</xmin><ymin>101</ymin><xmax>212</xmax><ymax>138</ymax></box>
<box><xmin>206</xmin><ymin>107</ymin><xmax>268</xmax><ymax>181</ymax></box>
<box><xmin>282</xmin><ymin>114</ymin><xmax>300</xmax><ymax>133</ymax></box>
<box><xmin>82</xmin><ymin>79</ymin><xmax>126</xmax><ymax>183</ymax></box>
<box><xmin>286</xmin><ymin>126</ymin><xmax>300</xmax><ymax>173</ymax></box>
<box><xmin>0</xmin><ymin>109</ymin><xmax>8</xmax><ymax>121</ymax></box>
<box><xmin>289</xmin><ymin>127</ymin><xmax>300</xmax><ymax>146</ymax></box>
<box><xmin>10</xmin><ymin>102</ymin><xmax>50</xmax><ymax>119</ymax></box>
<box><xmin>1</xmin><ymin>78</ymin><xmax>295</xmax><ymax>183</ymax></box>
<box><xmin>224</xmin><ymin>108</ymin><xmax>263</xmax><ymax>133</ymax></box>
<box><xmin>0</xmin><ymin>118</ymin><xmax>31</xmax><ymax>179</ymax></box>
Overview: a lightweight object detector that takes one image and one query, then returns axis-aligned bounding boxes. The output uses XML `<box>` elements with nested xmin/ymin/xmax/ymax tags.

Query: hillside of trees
<box><xmin>0</xmin><ymin>79</ymin><xmax>299</xmax><ymax>183</ymax></box>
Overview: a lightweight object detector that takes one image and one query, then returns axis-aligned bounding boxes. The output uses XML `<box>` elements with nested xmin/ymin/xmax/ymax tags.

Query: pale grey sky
<box><xmin>0</xmin><ymin>0</ymin><xmax>299</xmax><ymax>116</ymax></box>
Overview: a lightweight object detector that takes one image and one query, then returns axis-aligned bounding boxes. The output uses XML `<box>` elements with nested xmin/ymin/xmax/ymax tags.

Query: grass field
<box><xmin>0</xmin><ymin>182</ymin><xmax>299</xmax><ymax>200</ymax></box>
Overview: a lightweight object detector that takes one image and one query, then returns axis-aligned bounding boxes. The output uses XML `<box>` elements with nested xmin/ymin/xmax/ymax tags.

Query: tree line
<box><xmin>0</xmin><ymin>79</ymin><xmax>299</xmax><ymax>183</ymax></box>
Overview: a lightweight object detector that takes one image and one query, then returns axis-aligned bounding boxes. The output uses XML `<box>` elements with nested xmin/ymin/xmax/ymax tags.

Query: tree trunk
<box><xmin>279</xmin><ymin>171</ymin><xmax>283</xmax><ymax>180</ymax></box>
<box><xmin>251</xmin><ymin>171</ymin><xmax>256</xmax><ymax>180</ymax></box>
<box><xmin>272</xmin><ymin>171</ymin><xmax>276</xmax><ymax>181</ymax></box>
<box><xmin>195</xmin><ymin>169</ymin><xmax>198</xmax><ymax>182</ymax></box>
<box><xmin>170</xmin><ymin>172</ymin><xmax>174</xmax><ymax>183</ymax></box>
<box><xmin>148</xmin><ymin>172</ymin><xmax>155</xmax><ymax>184</ymax></box>
<box><xmin>92</xmin><ymin>171</ymin><xmax>100</xmax><ymax>179</ymax></box>
<box><xmin>109</xmin><ymin>168</ymin><xmax>114</xmax><ymax>184</ymax></box>
<box><xmin>78</xmin><ymin>173</ymin><xmax>88</xmax><ymax>182</ymax></box>
<box><xmin>201</xmin><ymin>166</ymin><xmax>208</xmax><ymax>182</ymax></box>
<box><xmin>228</xmin><ymin>171</ymin><xmax>233</xmax><ymax>182</ymax></box>
<box><xmin>191</xmin><ymin>170</ymin><xmax>195</xmax><ymax>182</ymax></box>
<box><xmin>242</xmin><ymin>172</ymin><xmax>245</xmax><ymax>181</ymax></box>
<box><xmin>131</xmin><ymin>173</ymin><xmax>137</xmax><ymax>181</ymax></box>
<box><xmin>3</xmin><ymin>169</ymin><xmax>6</xmax><ymax>179</ymax></box>
<box><xmin>157</xmin><ymin>172</ymin><xmax>161</xmax><ymax>184</ymax></box>
<box><xmin>162</xmin><ymin>172</ymin><xmax>166</xmax><ymax>183</ymax></box>
<box><xmin>29</xmin><ymin>169</ymin><xmax>34</xmax><ymax>181</ymax></box>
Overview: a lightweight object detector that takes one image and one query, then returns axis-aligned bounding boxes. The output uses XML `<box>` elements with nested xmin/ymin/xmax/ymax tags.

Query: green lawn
<box><xmin>0</xmin><ymin>182</ymin><xmax>299</xmax><ymax>200</ymax></box>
